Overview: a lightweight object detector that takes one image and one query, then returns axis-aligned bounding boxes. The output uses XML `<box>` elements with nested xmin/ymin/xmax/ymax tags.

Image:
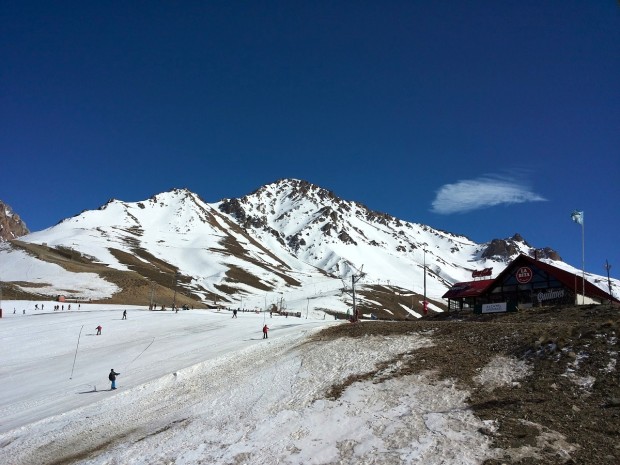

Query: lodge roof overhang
<box><xmin>442</xmin><ymin>279</ymin><xmax>494</xmax><ymax>299</ymax></box>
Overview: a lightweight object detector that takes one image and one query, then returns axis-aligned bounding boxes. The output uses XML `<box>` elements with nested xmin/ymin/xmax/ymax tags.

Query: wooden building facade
<box><xmin>443</xmin><ymin>254</ymin><xmax>617</xmax><ymax>312</ymax></box>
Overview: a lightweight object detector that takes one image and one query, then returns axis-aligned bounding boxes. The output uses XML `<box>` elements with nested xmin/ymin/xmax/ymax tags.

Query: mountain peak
<box><xmin>249</xmin><ymin>178</ymin><xmax>340</xmax><ymax>204</ymax></box>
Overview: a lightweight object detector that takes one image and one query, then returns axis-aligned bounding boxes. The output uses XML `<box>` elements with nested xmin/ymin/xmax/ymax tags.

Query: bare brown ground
<box><xmin>6</xmin><ymin>241</ymin><xmax>207</xmax><ymax>308</ymax></box>
<box><xmin>312</xmin><ymin>304</ymin><xmax>620</xmax><ymax>465</ymax></box>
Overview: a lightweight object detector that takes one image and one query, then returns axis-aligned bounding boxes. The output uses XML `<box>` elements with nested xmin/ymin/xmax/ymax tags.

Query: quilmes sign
<box><xmin>537</xmin><ymin>289</ymin><xmax>565</xmax><ymax>303</ymax></box>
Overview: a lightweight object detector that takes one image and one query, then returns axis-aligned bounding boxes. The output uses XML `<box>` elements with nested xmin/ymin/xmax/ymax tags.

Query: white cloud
<box><xmin>431</xmin><ymin>176</ymin><xmax>546</xmax><ymax>214</ymax></box>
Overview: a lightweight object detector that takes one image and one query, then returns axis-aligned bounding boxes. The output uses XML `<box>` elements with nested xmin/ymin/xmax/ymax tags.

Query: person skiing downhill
<box><xmin>262</xmin><ymin>324</ymin><xmax>269</xmax><ymax>339</ymax></box>
<box><xmin>109</xmin><ymin>369</ymin><xmax>120</xmax><ymax>390</ymax></box>
<box><xmin>96</xmin><ymin>325</ymin><xmax>102</xmax><ymax>335</ymax></box>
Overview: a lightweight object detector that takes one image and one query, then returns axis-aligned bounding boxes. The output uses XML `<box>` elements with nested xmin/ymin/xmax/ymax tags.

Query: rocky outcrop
<box><xmin>532</xmin><ymin>247</ymin><xmax>562</xmax><ymax>261</ymax></box>
<box><xmin>481</xmin><ymin>236</ymin><xmax>524</xmax><ymax>260</ymax></box>
<box><xmin>0</xmin><ymin>201</ymin><xmax>29</xmax><ymax>241</ymax></box>
<box><xmin>481</xmin><ymin>233</ymin><xmax>561</xmax><ymax>262</ymax></box>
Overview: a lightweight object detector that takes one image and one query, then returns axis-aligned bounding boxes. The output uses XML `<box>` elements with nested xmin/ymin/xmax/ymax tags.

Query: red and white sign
<box><xmin>472</xmin><ymin>267</ymin><xmax>493</xmax><ymax>278</ymax></box>
<box><xmin>516</xmin><ymin>266</ymin><xmax>533</xmax><ymax>284</ymax></box>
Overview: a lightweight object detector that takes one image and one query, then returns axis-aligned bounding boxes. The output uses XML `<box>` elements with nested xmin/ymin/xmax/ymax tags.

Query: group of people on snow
<box><xmin>94</xmin><ymin>308</ymin><xmax>271</xmax><ymax>391</ymax></box>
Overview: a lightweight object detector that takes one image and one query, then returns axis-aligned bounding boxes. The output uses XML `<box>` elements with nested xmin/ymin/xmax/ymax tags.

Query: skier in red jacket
<box><xmin>262</xmin><ymin>324</ymin><xmax>269</xmax><ymax>339</ymax></box>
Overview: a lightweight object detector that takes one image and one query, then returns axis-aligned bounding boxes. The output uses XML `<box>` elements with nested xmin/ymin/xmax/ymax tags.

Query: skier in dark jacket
<box><xmin>109</xmin><ymin>369</ymin><xmax>120</xmax><ymax>390</ymax></box>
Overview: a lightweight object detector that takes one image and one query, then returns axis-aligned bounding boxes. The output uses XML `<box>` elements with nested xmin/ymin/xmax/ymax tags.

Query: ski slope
<box><xmin>0</xmin><ymin>301</ymin><xmax>519</xmax><ymax>464</ymax></box>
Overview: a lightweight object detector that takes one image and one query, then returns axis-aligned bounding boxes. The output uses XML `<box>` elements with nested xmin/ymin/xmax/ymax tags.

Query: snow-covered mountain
<box><xmin>1</xmin><ymin>179</ymin><xmax>581</xmax><ymax>318</ymax></box>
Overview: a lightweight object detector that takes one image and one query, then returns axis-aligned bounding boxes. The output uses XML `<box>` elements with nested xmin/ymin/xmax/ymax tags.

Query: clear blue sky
<box><xmin>2</xmin><ymin>1</ymin><xmax>618</xmax><ymax>276</ymax></box>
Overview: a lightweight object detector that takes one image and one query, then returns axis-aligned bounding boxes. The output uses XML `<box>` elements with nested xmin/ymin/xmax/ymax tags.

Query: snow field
<box><xmin>0</xmin><ymin>301</ymin><xmax>522</xmax><ymax>464</ymax></box>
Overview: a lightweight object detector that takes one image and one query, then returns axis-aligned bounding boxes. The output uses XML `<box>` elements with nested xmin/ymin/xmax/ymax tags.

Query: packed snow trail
<box><xmin>0</xmin><ymin>303</ymin><xmax>499</xmax><ymax>464</ymax></box>
<box><xmin>0</xmin><ymin>305</ymin><xmax>334</xmax><ymax>433</ymax></box>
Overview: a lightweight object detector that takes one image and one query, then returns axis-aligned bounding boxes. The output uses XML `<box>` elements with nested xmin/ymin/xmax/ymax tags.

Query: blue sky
<box><xmin>1</xmin><ymin>1</ymin><xmax>618</xmax><ymax>276</ymax></box>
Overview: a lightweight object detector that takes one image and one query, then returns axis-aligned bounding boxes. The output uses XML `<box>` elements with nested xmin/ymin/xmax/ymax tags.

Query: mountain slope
<box><xmin>2</xmin><ymin>179</ymin><xmax>603</xmax><ymax>319</ymax></box>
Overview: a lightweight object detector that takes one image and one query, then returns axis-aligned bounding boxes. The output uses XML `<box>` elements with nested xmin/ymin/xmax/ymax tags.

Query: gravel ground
<box><xmin>314</xmin><ymin>303</ymin><xmax>620</xmax><ymax>464</ymax></box>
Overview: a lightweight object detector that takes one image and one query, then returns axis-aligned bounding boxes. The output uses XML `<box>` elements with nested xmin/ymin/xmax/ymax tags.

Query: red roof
<box><xmin>496</xmin><ymin>254</ymin><xmax>619</xmax><ymax>303</ymax></box>
<box><xmin>443</xmin><ymin>279</ymin><xmax>494</xmax><ymax>299</ymax></box>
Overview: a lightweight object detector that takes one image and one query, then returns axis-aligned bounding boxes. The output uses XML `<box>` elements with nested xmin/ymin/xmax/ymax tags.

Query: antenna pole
<box><xmin>604</xmin><ymin>260</ymin><xmax>613</xmax><ymax>302</ymax></box>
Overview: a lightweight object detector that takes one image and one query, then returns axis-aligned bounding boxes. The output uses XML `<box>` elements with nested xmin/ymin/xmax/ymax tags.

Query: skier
<box><xmin>232</xmin><ymin>309</ymin><xmax>238</xmax><ymax>318</ymax></box>
<box><xmin>262</xmin><ymin>324</ymin><xmax>269</xmax><ymax>339</ymax></box>
<box><xmin>96</xmin><ymin>325</ymin><xmax>102</xmax><ymax>335</ymax></box>
<box><xmin>122</xmin><ymin>310</ymin><xmax>127</xmax><ymax>320</ymax></box>
<box><xmin>109</xmin><ymin>369</ymin><xmax>120</xmax><ymax>390</ymax></box>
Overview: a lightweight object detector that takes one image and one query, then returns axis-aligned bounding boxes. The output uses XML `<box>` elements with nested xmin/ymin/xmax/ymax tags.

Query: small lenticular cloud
<box><xmin>431</xmin><ymin>176</ymin><xmax>546</xmax><ymax>214</ymax></box>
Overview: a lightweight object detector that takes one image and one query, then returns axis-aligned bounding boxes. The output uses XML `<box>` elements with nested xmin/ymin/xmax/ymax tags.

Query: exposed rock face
<box><xmin>481</xmin><ymin>233</ymin><xmax>561</xmax><ymax>262</ymax></box>
<box><xmin>0</xmin><ymin>201</ymin><xmax>29</xmax><ymax>241</ymax></box>
<box><xmin>533</xmin><ymin>247</ymin><xmax>562</xmax><ymax>261</ymax></box>
<box><xmin>481</xmin><ymin>238</ymin><xmax>522</xmax><ymax>260</ymax></box>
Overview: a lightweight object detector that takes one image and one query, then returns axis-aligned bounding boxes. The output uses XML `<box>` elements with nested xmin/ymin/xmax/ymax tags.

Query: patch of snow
<box><xmin>473</xmin><ymin>356</ymin><xmax>532</xmax><ymax>391</ymax></box>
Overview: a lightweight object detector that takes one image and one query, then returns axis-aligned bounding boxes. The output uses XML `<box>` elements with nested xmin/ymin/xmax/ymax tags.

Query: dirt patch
<box><xmin>312</xmin><ymin>304</ymin><xmax>620</xmax><ymax>464</ymax></box>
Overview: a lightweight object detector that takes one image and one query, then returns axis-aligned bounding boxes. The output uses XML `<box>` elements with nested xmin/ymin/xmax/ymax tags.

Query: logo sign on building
<box><xmin>516</xmin><ymin>266</ymin><xmax>533</xmax><ymax>284</ymax></box>
<box><xmin>537</xmin><ymin>289</ymin><xmax>565</xmax><ymax>303</ymax></box>
<box><xmin>472</xmin><ymin>267</ymin><xmax>493</xmax><ymax>278</ymax></box>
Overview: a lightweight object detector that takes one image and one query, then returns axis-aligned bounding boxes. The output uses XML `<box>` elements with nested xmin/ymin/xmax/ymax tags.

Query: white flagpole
<box><xmin>581</xmin><ymin>214</ymin><xmax>585</xmax><ymax>305</ymax></box>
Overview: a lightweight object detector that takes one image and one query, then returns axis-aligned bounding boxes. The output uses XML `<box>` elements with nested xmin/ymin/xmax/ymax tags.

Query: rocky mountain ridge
<box><xmin>219</xmin><ymin>179</ymin><xmax>559</xmax><ymax>268</ymax></box>
<box><xmin>0</xmin><ymin>200</ymin><xmax>29</xmax><ymax>241</ymax></box>
<box><xmin>2</xmin><ymin>179</ymin><xmax>564</xmax><ymax>317</ymax></box>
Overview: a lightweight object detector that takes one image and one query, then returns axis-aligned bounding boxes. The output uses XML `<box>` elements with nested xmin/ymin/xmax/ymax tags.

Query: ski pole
<box><xmin>126</xmin><ymin>337</ymin><xmax>155</xmax><ymax>370</ymax></box>
<box><xmin>70</xmin><ymin>325</ymin><xmax>84</xmax><ymax>379</ymax></box>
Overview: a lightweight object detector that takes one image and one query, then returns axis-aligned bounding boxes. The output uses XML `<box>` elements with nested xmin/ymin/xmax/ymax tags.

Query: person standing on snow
<box><xmin>262</xmin><ymin>324</ymin><xmax>269</xmax><ymax>339</ymax></box>
<box><xmin>109</xmin><ymin>369</ymin><xmax>120</xmax><ymax>390</ymax></box>
<box><xmin>96</xmin><ymin>325</ymin><xmax>102</xmax><ymax>335</ymax></box>
<box><xmin>122</xmin><ymin>310</ymin><xmax>127</xmax><ymax>320</ymax></box>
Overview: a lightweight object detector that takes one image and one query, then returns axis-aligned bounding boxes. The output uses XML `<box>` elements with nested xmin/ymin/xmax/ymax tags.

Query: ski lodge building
<box><xmin>443</xmin><ymin>254</ymin><xmax>618</xmax><ymax>313</ymax></box>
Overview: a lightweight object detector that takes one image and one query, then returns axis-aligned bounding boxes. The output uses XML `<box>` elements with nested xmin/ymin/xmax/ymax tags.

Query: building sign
<box><xmin>481</xmin><ymin>302</ymin><xmax>507</xmax><ymax>313</ymax></box>
<box><xmin>537</xmin><ymin>289</ymin><xmax>565</xmax><ymax>303</ymax></box>
<box><xmin>475</xmin><ymin>301</ymin><xmax>517</xmax><ymax>314</ymax></box>
<box><xmin>516</xmin><ymin>267</ymin><xmax>533</xmax><ymax>284</ymax></box>
<box><xmin>472</xmin><ymin>267</ymin><xmax>493</xmax><ymax>278</ymax></box>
